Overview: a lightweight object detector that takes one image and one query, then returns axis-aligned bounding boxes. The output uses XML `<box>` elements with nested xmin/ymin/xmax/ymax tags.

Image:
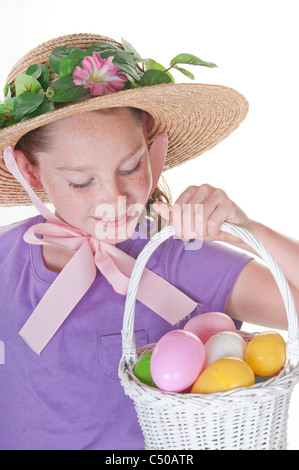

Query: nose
<box><xmin>94</xmin><ymin>178</ymin><xmax>128</xmax><ymax>219</ymax></box>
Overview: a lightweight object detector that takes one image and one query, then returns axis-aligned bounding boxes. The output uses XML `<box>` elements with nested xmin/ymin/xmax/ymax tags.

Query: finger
<box><xmin>200</xmin><ymin>189</ymin><xmax>228</xmax><ymax>237</ymax></box>
<box><xmin>206</xmin><ymin>201</ymin><xmax>230</xmax><ymax>237</ymax></box>
<box><xmin>178</xmin><ymin>203</ymin><xmax>204</xmax><ymax>241</ymax></box>
<box><xmin>152</xmin><ymin>201</ymin><xmax>173</xmax><ymax>223</ymax></box>
<box><xmin>174</xmin><ymin>184</ymin><xmax>213</xmax><ymax>207</ymax></box>
<box><xmin>153</xmin><ymin>202</ymin><xmax>192</xmax><ymax>242</ymax></box>
<box><xmin>206</xmin><ymin>201</ymin><xmax>244</xmax><ymax>243</ymax></box>
<box><xmin>173</xmin><ymin>185</ymin><xmax>213</xmax><ymax>241</ymax></box>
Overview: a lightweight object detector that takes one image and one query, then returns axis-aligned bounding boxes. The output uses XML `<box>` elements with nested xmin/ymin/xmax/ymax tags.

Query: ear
<box><xmin>13</xmin><ymin>150</ymin><xmax>43</xmax><ymax>189</ymax></box>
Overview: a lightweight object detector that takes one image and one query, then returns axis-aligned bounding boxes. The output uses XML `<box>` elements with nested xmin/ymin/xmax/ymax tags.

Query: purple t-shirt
<box><xmin>0</xmin><ymin>215</ymin><xmax>251</xmax><ymax>450</ymax></box>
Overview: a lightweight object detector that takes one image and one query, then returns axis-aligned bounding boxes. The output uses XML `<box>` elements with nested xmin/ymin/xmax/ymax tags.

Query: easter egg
<box><xmin>150</xmin><ymin>329</ymin><xmax>206</xmax><ymax>392</ymax></box>
<box><xmin>191</xmin><ymin>357</ymin><xmax>255</xmax><ymax>394</ymax></box>
<box><xmin>134</xmin><ymin>351</ymin><xmax>156</xmax><ymax>387</ymax></box>
<box><xmin>204</xmin><ymin>331</ymin><xmax>247</xmax><ymax>366</ymax></box>
<box><xmin>244</xmin><ymin>332</ymin><xmax>286</xmax><ymax>376</ymax></box>
<box><xmin>184</xmin><ymin>312</ymin><xmax>236</xmax><ymax>344</ymax></box>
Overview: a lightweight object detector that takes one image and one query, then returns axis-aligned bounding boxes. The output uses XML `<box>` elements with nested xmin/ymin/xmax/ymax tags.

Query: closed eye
<box><xmin>68</xmin><ymin>158</ymin><xmax>142</xmax><ymax>190</ymax></box>
<box><xmin>119</xmin><ymin>160</ymin><xmax>141</xmax><ymax>176</ymax></box>
<box><xmin>68</xmin><ymin>178</ymin><xmax>94</xmax><ymax>190</ymax></box>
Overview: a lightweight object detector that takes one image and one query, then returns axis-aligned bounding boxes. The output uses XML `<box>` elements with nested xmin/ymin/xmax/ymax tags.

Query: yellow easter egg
<box><xmin>244</xmin><ymin>332</ymin><xmax>286</xmax><ymax>376</ymax></box>
<box><xmin>191</xmin><ymin>357</ymin><xmax>255</xmax><ymax>394</ymax></box>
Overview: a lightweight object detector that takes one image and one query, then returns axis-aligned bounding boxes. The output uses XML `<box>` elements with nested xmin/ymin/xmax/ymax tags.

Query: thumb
<box><xmin>153</xmin><ymin>201</ymin><xmax>173</xmax><ymax>222</ymax></box>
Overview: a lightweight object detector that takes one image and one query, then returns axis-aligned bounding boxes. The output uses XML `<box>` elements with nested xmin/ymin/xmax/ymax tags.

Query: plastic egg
<box><xmin>244</xmin><ymin>332</ymin><xmax>286</xmax><ymax>376</ymax></box>
<box><xmin>150</xmin><ymin>329</ymin><xmax>206</xmax><ymax>392</ymax></box>
<box><xmin>204</xmin><ymin>331</ymin><xmax>247</xmax><ymax>366</ymax></box>
<box><xmin>134</xmin><ymin>351</ymin><xmax>156</xmax><ymax>387</ymax></box>
<box><xmin>191</xmin><ymin>357</ymin><xmax>255</xmax><ymax>394</ymax></box>
<box><xmin>184</xmin><ymin>312</ymin><xmax>236</xmax><ymax>344</ymax></box>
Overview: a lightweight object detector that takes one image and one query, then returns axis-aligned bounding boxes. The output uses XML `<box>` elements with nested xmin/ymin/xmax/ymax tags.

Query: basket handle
<box><xmin>121</xmin><ymin>223</ymin><xmax>299</xmax><ymax>372</ymax></box>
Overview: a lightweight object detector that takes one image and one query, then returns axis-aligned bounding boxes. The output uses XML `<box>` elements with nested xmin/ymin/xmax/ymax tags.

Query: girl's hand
<box><xmin>153</xmin><ymin>184</ymin><xmax>252</xmax><ymax>246</ymax></box>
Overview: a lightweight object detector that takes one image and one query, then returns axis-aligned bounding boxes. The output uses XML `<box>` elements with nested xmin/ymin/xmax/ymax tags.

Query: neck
<box><xmin>42</xmin><ymin>244</ymin><xmax>76</xmax><ymax>273</ymax></box>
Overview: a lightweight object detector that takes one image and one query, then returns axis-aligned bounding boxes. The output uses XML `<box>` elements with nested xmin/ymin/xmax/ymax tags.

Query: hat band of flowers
<box><xmin>0</xmin><ymin>33</ymin><xmax>249</xmax><ymax>206</ymax></box>
<box><xmin>0</xmin><ymin>37</ymin><xmax>217</xmax><ymax>129</ymax></box>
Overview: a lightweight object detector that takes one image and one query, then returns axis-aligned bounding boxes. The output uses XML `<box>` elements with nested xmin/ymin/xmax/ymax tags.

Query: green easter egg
<box><xmin>134</xmin><ymin>352</ymin><xmax>156</xmax><ymax>387</ymax></box>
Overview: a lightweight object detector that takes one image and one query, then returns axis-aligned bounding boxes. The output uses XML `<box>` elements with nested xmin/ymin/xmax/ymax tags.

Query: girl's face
<box><xmin>29</xmin><ymin>108</ymin><xmax>153</xmax><ymax>244</ymax></box>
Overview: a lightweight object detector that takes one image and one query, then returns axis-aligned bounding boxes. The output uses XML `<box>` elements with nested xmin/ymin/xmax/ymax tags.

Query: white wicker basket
<box><xmin>119</xmin><ymin>223</ymin><xmax>299</xmax><ymax>450</ymax></box>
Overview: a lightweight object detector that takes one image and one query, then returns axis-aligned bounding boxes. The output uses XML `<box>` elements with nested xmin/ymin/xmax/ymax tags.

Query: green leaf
<box><xmin>87</xmin><ymin>42</ymin><xmax>121</xmax><ymax>54</ymax></box>
<box><xmin>0</xmin><ymin>98</ymin><xmax>17</xmax><ymax>128</ymax></box>
<box><xmin>170</xmin><ymin>53</ymin><xmax>217</xmax><ymax>68</ymax></box>
<box><xmin>121</xmin><ymin>38</ymin><xmax>142</xmax><ymax>62</ymax></box>
<box><xmin>139</xmin><ymin>69</ymin><xmax>172</xmax><ymax>87</ymax></box>
<box><xmin>95</xmin><ymin>50</ymin><xmax>116</xmax><ymax>60</ymax></box>
<box><xmin>3</xmin><ymin>84</ymin><xmax>11</xmax><ymax>99</ymax></box>
<box><xmin>0</xmin><ymin>97</ymin><xmax>16</xmax><ymax>117</ymax></box>
<box><xmin>86</xmin><ymin>48</ymin><xmax>120</xmax><ymax>59</ymax></box>
<box><xmin>20</xmin><ymin>99</ymin><xmax>55</xmax><ymax>122</ymax></box>
<box><xmin>14</xmin><ymin>92</ymin><xmax>45</xmax><ymax>121</ymax></box>
<box><xmin>172</xmin><ymin>64</ymin><xmax>195</xmax><ymax>80</ymax></box>
<box><xmin>49</xmin><ymin>46</ymin><xmax>83</xmax><ymax>75</ymax></box>
<box><xmin>112</xmin><ymin>51</ymin><xmax>142</xmax><ymax>81</ymax></box>
<box><xmin>47</xmin><ymin>76</ymin><xmax>89</xmax><ymax>102</ymax></box>
<box><xmin>143</xmin><ymin>59</ymin><xmax>175</xmax><ymax>83</ymax></box>
<box><xmin>2</xmin><ymin>119</ymin><xmax>19</xmax><ymax>128</ymax></box>
<box><xmin>126</xmin><ymin>81</ymin><xmax>140</xmax><ymax>89</ymax></box>
<box><xmin>143</xmin><ymin>58</ymin><xmax>156</xmax><ymax>69</ymax></box>
<box><xmin>15</xmin><ymin>74</ymin><xmax>43</xmax><ymax>96</ymax></box>
<box><xmin>26</xmin><ymin>64</ymin><xmax>50</xmax><ymax>89</ymax></box>
<box><xmin>58</xmin><ymin>50</ymin><xmax>88</xmax><ymax>78</ymax></box>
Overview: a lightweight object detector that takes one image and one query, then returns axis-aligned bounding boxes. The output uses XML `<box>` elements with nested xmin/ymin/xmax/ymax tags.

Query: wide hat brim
<box><xmin>0</xmin><ymin>33</ymin><xmax>249</xmax><ymax>206</ymax></box>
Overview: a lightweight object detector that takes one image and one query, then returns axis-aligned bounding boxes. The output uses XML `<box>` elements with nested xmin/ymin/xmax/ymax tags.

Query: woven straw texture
<box><xmin>119</xmin><ymin>223</ymin><xmax>299</xmax><ymax>450</ymax></box>
<box><xmin>0</xmin><ymin>33</ymin><xmax>249</xmax><ymax>206</ymax></box>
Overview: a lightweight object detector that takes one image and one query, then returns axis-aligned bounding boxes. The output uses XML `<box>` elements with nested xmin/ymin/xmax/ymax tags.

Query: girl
<box><xmin>1</xmin><ymin>33</ymin><xmax>299</xmax><ymax>450</ymax></box>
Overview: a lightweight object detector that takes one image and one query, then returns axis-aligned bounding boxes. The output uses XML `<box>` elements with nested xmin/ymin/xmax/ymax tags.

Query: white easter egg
<box><xmin>204</xmin><ymin>331</ymin><xmax>247</xmax><ymax>367</ymax></box>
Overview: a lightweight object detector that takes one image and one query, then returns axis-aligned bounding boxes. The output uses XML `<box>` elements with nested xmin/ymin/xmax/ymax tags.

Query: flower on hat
<box><xmin>0</xmin><ymin>37</ymin><xmax>218</xmax><ymax>129</ymax></box>
<box><xmin>73</xmin><ymin>52</ymin><xmax>128</xmax><ymax>96</ymax></box>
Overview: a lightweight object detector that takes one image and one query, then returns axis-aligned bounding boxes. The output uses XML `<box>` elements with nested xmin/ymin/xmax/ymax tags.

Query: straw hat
<box><xmin>0</xmin><ymin>33</ymin><xmax>249</xmax><ymax>206</ymax></box>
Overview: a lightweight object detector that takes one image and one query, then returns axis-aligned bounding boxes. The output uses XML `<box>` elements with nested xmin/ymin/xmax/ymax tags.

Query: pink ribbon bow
<box><xmin>3</xmin><ymin>138</ymin><xmax>197</xmax><ymax>355</ymax></box>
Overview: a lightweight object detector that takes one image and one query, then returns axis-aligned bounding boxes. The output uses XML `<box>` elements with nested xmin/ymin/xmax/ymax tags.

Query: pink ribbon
<box><xmin>3</xmin><ymin>140</ymin><xmax>198</xmax><ymax>355</ymax></box>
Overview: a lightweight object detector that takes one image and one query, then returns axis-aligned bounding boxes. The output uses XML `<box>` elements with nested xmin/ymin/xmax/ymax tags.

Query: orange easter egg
<box><xmin>191</xmin><ymin>357</ymin><xmax>255</xmax><ymax>394</ymax></box>
<box><xmin>244</xmin><ymin>332</ymin><xmax>286</xmax><ymax>376</ymax></box>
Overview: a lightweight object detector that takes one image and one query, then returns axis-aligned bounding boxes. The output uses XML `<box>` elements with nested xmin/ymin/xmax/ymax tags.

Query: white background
<box><xmin>1</xmin><ymin>0</ymin><xmax>299</xmax><ymax>449</ymax></box>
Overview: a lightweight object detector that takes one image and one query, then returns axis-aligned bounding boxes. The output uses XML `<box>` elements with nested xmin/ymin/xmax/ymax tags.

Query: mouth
<box><xmin>92</xmin><ymin>214</ymin><xmax>132</xmax><ymax>228</ymax></box>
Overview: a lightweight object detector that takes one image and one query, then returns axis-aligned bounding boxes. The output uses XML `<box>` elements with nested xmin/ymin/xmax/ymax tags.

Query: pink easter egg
<box><xmin>183</xmin><ymin>312</ymin><xmax>236</xmax><ymax>344</ymax></box>
<box><xmin>150</xmin><ymin>330</ymin><xmax>206</xmax><ymax>392</ymax></box>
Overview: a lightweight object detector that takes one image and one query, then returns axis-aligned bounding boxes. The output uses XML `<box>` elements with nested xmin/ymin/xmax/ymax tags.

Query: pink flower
<box><xmin>73</xmin><ymin>52</ymin><xmax>128</xmax><ymax>96</ymax></box>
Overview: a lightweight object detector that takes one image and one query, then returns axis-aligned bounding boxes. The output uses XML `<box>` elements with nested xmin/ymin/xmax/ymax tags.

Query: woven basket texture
<box><xmin>119</xmin><ymin>224</ymin><xmax>299</xmax><ymax>450</ymax></box>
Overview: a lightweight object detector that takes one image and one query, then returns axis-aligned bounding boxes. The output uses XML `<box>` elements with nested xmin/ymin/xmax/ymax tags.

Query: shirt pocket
<box><xmin>98</xmin><ymin>330</ymin><xmax>148</xmax><ymax>380</ymax></box>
